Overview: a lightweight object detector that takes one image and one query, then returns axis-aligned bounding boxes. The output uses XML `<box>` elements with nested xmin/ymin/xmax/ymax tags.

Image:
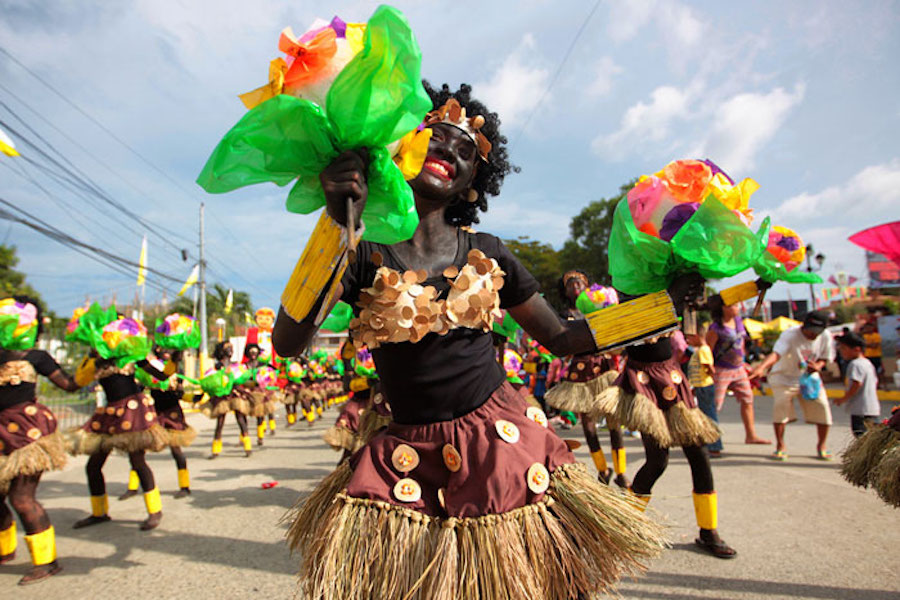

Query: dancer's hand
<box><xmin>321</xmin><ymin>149</ymin><xmax>370</xmax><ymax>228</ymax></box>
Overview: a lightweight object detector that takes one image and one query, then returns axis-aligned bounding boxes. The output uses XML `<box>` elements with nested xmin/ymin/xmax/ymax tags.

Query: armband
<box><xmin>74</xmin><ymin>356</ymin><xmax>96</xmax><ymax>387</ymax></box>
<box><xmin>719</xmin><ymin>281</ymin><xmax>761</xmax><ymax>307</ymax></box>
<box><xmin>280</xmin><ymin>211</ymin><xmax>362</xmax><ymax>324</ymax></box>
<box><xmin>586</xmin><ymin>291</ymin><xmax>679</xmax><ymax>353</ymax></box>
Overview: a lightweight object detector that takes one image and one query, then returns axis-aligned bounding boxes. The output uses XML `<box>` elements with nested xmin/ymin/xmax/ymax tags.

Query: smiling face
<box><xmin>409</xmin><ymin>123</ymin><xmax>478</xmax><ymax>203</ymax></box>
<box><xmin>565</xmin><ymin>277</ymin><xmax>587</xmax><ymax>303</ymax></box>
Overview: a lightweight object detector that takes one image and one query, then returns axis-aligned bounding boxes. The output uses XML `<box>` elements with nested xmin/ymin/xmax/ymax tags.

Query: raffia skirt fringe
<box><xmin>66</xmin><ymin>424</ymin><xmax>169</xmax><ymax>456</ymax></box>
<box><xmin>594</xmin><ymin>386</ymin><xmax>720</xmax><ymax>448</ymax></box>
<box><xmin>0</xmin><ymin>431</ymin><xmax>67</xmax><ymax>493</ymax></box>
<box><xmin>545</xmin><ymin>371</ymin><xmax>619</xmax><ymax>415</ymax></box>
<box><xmin>285</xmin><ymin>462</ymin><xmax>666</xmax><ymax>600</ymax></box>
<box><xmin>840</xmin><ymin>424</ymin><xmax>900</xmax><ymax>507</ymax></box>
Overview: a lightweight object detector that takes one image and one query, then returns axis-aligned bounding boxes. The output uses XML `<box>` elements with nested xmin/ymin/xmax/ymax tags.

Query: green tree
<box><xmin>503</xmin><ymin>236</ymin><xmax>563</xmax><ymax>307</ymax></box>
<box><xmin>169</xmin><ymin>283</ymin><xmax>253</xmax><ymax>340</ymax></box>
<box><xmin>0</xmin><ymin>244</ymin><xmax>42</xmax><ymax>302</ymax></box>
<box><xmin>558</xmin><ymin>181</ymin><xmax>633</xmax><ymax>286</ymax></box>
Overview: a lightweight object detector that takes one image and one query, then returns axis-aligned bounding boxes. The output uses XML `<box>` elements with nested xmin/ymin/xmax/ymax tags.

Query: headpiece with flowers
<box><xmin>155</xmin><ymin>313</ymin><xmax>201</xmax><ymax>350</ymax></box>
<box><xmin>0</xmin><ymin>298</ymin><xmax>38</xmax><ymax>350</ymax></box>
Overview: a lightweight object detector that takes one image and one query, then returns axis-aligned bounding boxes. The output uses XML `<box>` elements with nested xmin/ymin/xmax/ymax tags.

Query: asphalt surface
<box><xmin>3</xmin><ymin>396</ymin><xmax>899</xmax><ymax>599</ymax></box>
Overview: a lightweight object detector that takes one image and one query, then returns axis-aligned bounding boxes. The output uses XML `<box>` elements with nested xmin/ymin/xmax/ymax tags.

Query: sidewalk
<box><xmin>2</xmin><ymin>398</ymin><xmax>898</xmax><ymax>599</ymax></box>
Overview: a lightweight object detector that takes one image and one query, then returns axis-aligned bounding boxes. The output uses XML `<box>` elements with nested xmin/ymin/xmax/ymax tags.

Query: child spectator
<box><xmin>687</xmin><ymin>326</ymin><xmax>721</xmax><ymax>457</ymax></box>
<box><xmin>834</xmin><ymin>332</ymin><xmax>880</xmax><ymax>437</ymax></box>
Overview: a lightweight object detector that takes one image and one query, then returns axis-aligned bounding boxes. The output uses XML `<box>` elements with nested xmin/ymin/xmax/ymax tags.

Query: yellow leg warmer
<box><xmin>127</xmin><ymin>469</ymin><xmax>140</xmax><ymax>491</ymax></box>
<box><xmin>177</xmin><ymin>468</ymin><xmax>190</xmax><ymax>490</ymax></box>
<box><xmin>144</xmin><ymin>488</ymin><xmax>162</xmax><ymax>515</ymax></box>
<box><xmin>304</xmin><ymin>409</ymin><xmax>315</xmax><ymax>423</ymax></box>
<box><xmin>0</xmin><ymin>523</ymin><xmax>16</xmax><ymax>556</ymax></box>
<box><xmin>316</xmin><ymin>406</ymin><xmax>323</xmax><ymax>416</ymax></box>
<box><xmin>612</xmin><ymin>448</ymin><xmax>627</xmax><ymax>475</ymax></box>
<box><xmin>24</xmin><ymin>526</ymin><xmax>56</xmax><ymax>566</ymax></box>
<box><xmin>287</xmin><ymin>413</ymin><xmax>296</xmax><ymax>424</ymax></box>
<box><xmin>628</xmin><ymin>488</ymin><xmax>651</xmax><ymax>512</ymax></box>
<box><xmin>256</xmin><ymin>424</ymin><xmax>266</xmax><ymax>439</ymax></box>
<box><xmin>590</xmin><ymin>449</ymin><xmax>609</xmax><ymax>474</ymax></box>
<box><xmin>90</xmin><ymin>494</ymin><xmax>109</xmax><ymax>518</ymax></box>
<box><xmin>211</xmin><ymin>438</ymin><xmax>222</xmax><ymax>455</ymax></box>
<box><xmin>241</xmin><ymin>436</ymin><xmax>252</xmax><ymax>452</ymax></box>
<box><xmin>693</xmin><ymin>492</ymin><xmax>718</xmax><ymax>530</ymax></box>
<box><xmin>268</xmin><ymin>419</ymin><xmax>276</xmax><ymax>432</ymax></box>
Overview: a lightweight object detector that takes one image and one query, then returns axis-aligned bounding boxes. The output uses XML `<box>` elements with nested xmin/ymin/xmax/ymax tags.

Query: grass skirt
<box><xmin>287</xmin><ymin>382</ymin><xmax>666</xmax><ymax>599</ymax></box>
<box><xmin>840</xmin><ymin>423</ymin><xmax>900</xmax><ymax>507</ymax></box>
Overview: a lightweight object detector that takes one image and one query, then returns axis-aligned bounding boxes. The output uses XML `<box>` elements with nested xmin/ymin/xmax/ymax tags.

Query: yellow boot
<box><xmin>0</xmin><ymin>522</ymin><xmax>15</xmax><ymax>562</ymax></box>
<box><xmin>141</xmin><ymin>488</ymin><xmax>162</xmax><ymax>531</ymax></box>
<box><xmin>287</xmin><ymin>412</ymin><xmax>297</xmax><ymax>425</ymax></box>
<box><xmin>119</xmin><ymin>470</ymin><xmax>140</xmax><ymax>500</ymax></box>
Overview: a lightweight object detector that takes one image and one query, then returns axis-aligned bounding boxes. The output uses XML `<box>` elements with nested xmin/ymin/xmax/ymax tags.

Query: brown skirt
<box><xmin>287</xmin><ymin>382</ymin><xmax>666</xmax><ymax>600</ymax></box>
<box><xmin>282</xmin><ymin>382</ymin><xmax>302</xmax><ymax>405</ymax></box>
<box><xmin>67</xmin><ymin>392</ymin><xmax>168</xmax><ymax>455</ymax></box>
<box><xmin>203</xmin><ymin>390</ymin><xmax>253</xmax><ymax>418</ymax></box>
<box><xmin>841</xmin><ymin>422</ymin><xmax>900</xmax><ymax>507</ymax></box>
<box><xmin>156</xmin><ymin>403</ymin><xmax>197</xmax><ymax>447</ymax></box>
<box><xmin>592</xmin><ymin>357</ymin><xmax>719</xmax><ymax>448</ymax></box>
<box><xmin>545</xmin><ymin>354</ymin><xmax>619</xmax><ymax>415</ymax></box>
<box><xmin>0</xmin><ymin>401</ymin><xmax>67</xmax><ymax>491</ymax></box>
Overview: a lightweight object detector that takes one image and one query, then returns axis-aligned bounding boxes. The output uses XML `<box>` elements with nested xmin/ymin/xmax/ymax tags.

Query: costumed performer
<box><xmin>203</xmin><ymin>341</ymin><xmax>253</xmax><ymax>458</ymax></box>
<box><xmin>841</xmin><ymin>406</ymin><xmax>900</xmax><ymax>507</ymax></box>
<box><xmin>66</xmin><ymin>305</ymin><xmax>168</xmax><ymax>531</ymax></box>
<box><xmin>0</xmin><ymin>297</ymin><xmax>79</xmax><ymax>585</ymax></box>
<box><xmin>272</xmin><ymin>83</ymin><xmax>682</xmax><ymax>598</ymax></box>
<box><xmin>545</xmin><ymin>272</ymin><xmax>629</xmax><ymax>487</ymax></box>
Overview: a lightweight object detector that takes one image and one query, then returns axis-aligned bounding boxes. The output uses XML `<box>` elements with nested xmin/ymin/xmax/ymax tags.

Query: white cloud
<box><xmin>697</xmin><ymin>84</ymin><xmax>806</xmax><ymax>173</ymax></box>
<box><xmin>586</xmin><ymin>56</ymin><xmax>623</xmax><ymax>97</ymax></box>
<box><xmin>472</xmin><ymin>34</ymin><xmax>550</xmax><ymax>130</ymax></box>
<box><xmin>775</xmin><ymin>159</ymin><xmax>900</xmax><ymax>222</ymax></box>
<box><xmin>591</xmin><ymin>85</ymin><xmax>690</xmax><ymax>157</ymax></box>
<box><xmin>606</xmin><ymin>0</ymin><xmax>705</xmax><ymax>48</ymax></box>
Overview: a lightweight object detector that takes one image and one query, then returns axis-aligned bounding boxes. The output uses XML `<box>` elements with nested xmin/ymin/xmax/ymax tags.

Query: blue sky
<box><xmin>1</xmin><ymin>0</ymin><xmax>898</xmax><ymax>315</ymax></box>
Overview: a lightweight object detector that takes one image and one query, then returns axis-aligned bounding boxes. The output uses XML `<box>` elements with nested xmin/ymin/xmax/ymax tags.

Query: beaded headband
<box><xmin>422</xmin><ymin>98</ymin><xmax>491</xmax><ymax>162</ymax></box>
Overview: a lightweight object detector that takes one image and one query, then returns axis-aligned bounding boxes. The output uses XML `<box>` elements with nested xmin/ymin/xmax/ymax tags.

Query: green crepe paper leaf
<box><xmin>200</xmin><ymin>369</ymin><xmax>233</xmax><ymax>397</ymax></box>
<box><xmin>575</xmin><ymin>291</ymin><xmax>599</xmax><ymax>316</ymax></box>
<box><xmin>508</xmin><ymin>375</ymin><xmax>524</xmax><ymax>385</ymax></box>
<box><xmin>97</xmin><ymin>335</ymin><xmax>151</xmax><ymax>369</ymax></box>
<box><xmin>669</xmin><ymin>196</ymin><xmax>765</xmax><ymax>280</ymax></box>
<box><xmin>326</xmin><ymin>5</ymin><xmax>432</xmax><ymax>149</ymax></box>
<box><xmin>66</xmin><ymin>303</ymin><xmax>117</xmax><ymax>347</ymax></box>
<box><xmin>320</xmin><ymin>301</ymin><xmax>353</xmax><ymax>332</ymax></box>
<box><xmin>491</xmin><ymin>311</ymin><xmax>521</xmax><ymax>340</ymax></box>
<box><xmin>154</xmin><ymin>317</ymin><xmax>202</xmax><ymax>350</ymax></box>
<box><xmin>198</xmin><ymin>5</ymin><xmax>430</xmax><ymax>245</ymax></box>
<box><xmin>754</xmin><ymin>249</ymin><xmax>824</xmax><ymax>284</ymax></box>
<box><xmin>135</xmin><ymin>365</ymin><xmax>170</xmax><ymax>391</ymax></box>
<box><xmin>609</xmin><ymin>200</ymin><xmax>675</xmax><ymax>295</ymax></box>
<box><xmin>332</xmin><ymin>360</ymin><xmax>345</xmax><ymax>376</ymax></box>
<box><xmin>197</xmin><ymin>97</ymin><xmax>336</xmax><ymax>193</ymax></box>
<box><xmin>231</xmin><ymin>366</ymin><xmax>255</xmax><ymax>386</ymax></box>
<box><xmin>354</xmin><ymin>363</ymin><xmax>377</xmax><ymax>379</ymax></box>
<box><xmin>0</xmin><ymin>314</ymin><xmax>37</xmax><ymax>351</ymax></box>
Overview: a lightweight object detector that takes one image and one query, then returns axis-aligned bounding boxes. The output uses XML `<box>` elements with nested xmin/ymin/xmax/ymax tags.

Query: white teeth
<box><xmin>426</xmin><ymin>160</ymin><xmax>449</xmax><ymax>177</ymax></box>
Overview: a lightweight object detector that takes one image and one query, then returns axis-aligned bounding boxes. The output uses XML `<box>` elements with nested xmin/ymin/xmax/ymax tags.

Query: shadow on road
<box><xmin>624</xmin><ymin>570</ymin><xmax>897</xmax><ymax>599</ymax></box>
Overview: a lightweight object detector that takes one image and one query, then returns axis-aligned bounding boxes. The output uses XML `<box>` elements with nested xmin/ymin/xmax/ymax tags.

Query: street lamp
<box><xmin>806</xmin><ymin>244</ymin><xmax>826</xmax><ymax>312</ymax></box>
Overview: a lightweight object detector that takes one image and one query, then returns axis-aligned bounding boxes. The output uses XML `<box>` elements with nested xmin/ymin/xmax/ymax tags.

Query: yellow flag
<box><xmin>224</xmin><ymin>289</ymin><xmax>233</xmax><ymax>314</ymax></box>
<box><xmin>177</xmin><ymin>264</ymin><xmax>199</xmax><ymax>296</ymax></box>
<box><xmin>136</xmin><ymin>236</ymin><xmax>147</xmax><ymax>286</ymax></box>
<box><xmin>0</xmin><ymin>127</ymin><xmax>19</xmax><ymax>157</ymax></box>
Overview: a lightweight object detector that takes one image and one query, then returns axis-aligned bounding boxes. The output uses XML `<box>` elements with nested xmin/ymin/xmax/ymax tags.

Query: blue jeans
<box><xmin>695</xmin><ymin>385</ymin><xmax>723</xmax><ymax>452</ymax></box>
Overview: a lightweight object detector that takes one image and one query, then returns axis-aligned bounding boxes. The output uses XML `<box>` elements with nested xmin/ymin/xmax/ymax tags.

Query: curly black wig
<box><xmin>422</xmin><ymin>81</ymin><xmax>519</xmax><ymax>227</ymax></box>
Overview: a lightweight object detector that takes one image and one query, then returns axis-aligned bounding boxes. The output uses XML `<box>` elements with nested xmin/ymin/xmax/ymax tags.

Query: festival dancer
<box><xmin>243</xmin><ymin>344</ymin><xmax>278</xmax><ymax>446</ymax></box>
<box><xmin>203</xmin><ymin>342</ymin><xmax>252</xmax><ymax>458</ymax></box>
<box><xmin>271</xmin><ymin>82</ymin><xmax>676</xmax><ymax>598</ymax></box>
<box><xmin>277</xmin><ymin>356</ymin><xmax>303</xmax><ymax>427</ymax></box>
<box><xmin>67</xmin><ymin>306</ymin><xmax>168</xmax><ymax>531</ymax></box>
<box><xmin>0</xmin><ymin>297</ymin><xmax>79</xmax><ymax>584</ymax></box>
<box><xmin>545</xmin><ymin>271</ymin><xmax>629</xmax><ymax>487</ymax></box>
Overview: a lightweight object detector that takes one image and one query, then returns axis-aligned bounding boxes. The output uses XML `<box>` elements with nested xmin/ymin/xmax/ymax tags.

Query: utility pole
<box><xmin>198</xmin><ymin>203</ymin><xmax>209</xmax><ymax>373</ymax></box>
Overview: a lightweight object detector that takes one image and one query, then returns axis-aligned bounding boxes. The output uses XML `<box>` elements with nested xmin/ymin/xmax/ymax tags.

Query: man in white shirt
<box><xmin>749</xmin><ymin>311</ymin><xmax>834</xmax><ymax>461</ymax></box>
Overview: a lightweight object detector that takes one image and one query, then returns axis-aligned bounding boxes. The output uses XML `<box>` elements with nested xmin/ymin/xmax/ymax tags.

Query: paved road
<box><xmin>3</xmin><ymin>396</ymin><xmax>898</xmax><ymax>599</ymax></box>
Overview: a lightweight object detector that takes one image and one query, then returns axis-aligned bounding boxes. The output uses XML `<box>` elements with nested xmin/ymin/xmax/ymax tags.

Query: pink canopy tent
<box><xmin>849</xmin><ymin>221</ymin><xmax>900</xmax><ymax>267</ymax></box>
